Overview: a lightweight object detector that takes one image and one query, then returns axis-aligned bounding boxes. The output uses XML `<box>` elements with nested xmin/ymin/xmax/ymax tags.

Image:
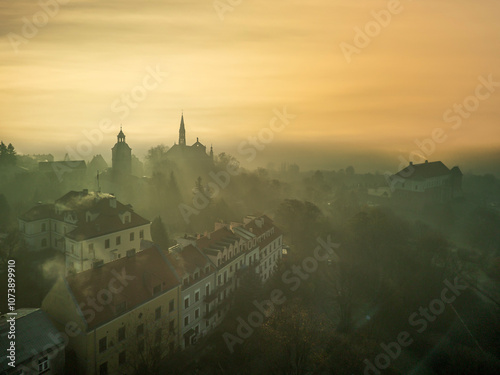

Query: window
<box><xmin>105</xmin><ymin>239</ymin><xmax>110</xmax><ymax>249</ymax></box>
<box><xmin>230</xmin><ymin>265</ymin><xmax>233</xmax><ymax>272</ymax></box>
<box><xmin>194</xmin><ymin>271</ymin><xmax>199</xmax><ymax>280</ymax></box>
<box><xmin>155</xmin><ymin>306</ymin><xmax>161</xmax><ymax>320</ymax></box>
<box><xmin>195</xmin><ymin>308</ymin><xmax>200</xmax><ymax>319</ymax></box>
<box><xmin>169</xmin><ymin>299</ymin><xmax>174</xmax><ymax>312</ymax></box>
<box><xmin>195</xmin><ymin>291</ymin><xmax>200</xmax><ymax>302</ymax></box>
<box><xmin>140</xmin><ymin>230</ymin><xmax>144</xmax><ymax>239</ymax></box>
<box><xmin>155</xmin><ymin>328</ymin><xmax>162</xmax><ymax>344</ymax></box>
<box><xmin>137</xmin><ymin>324</ymin><xmax>144</xmax><ymax>337</ymax></box>
<box><xmin>38</xmin><ymin>356</ymin><xmax>49</xmax><ymax>372</ymax></box>
<box><xmin>118</xmin><ymin>326</ymin><xmax>125</xmax><ymax>342</ymax></box>
<box><xmin>99</xmin><ymin>337</ymin><xmax>107</xmax><ymax>353</ymax></box>
<box><xmin>183</xmin><ymin>277</ymin><xmax>189</xmax><ymax>287</ymax></box>
<box><xmin>205</xmin><ymin>265</ymin><xmax>210</xmax><ymax>274</ymax></box>
<box><xmin>153</xmin><ymin>284</ymin><xmax>161</xmax><ymax>295</ymax></box>
<box><xmin>218</xmin><ymin>275</ymin><xmax>221</xmax><ymax>285</ymax></box>
<box><xmin>130</xmin><ymin>232</ymin><xmax>134</xmax><ymax>241</ymax></box>
<box><xmin>118</xmin><ymin>350</ymin><xmax>126</xmax><ymax>365</ymax></box>
<box><xmin>41</xmin><ymin>238</ymin><xmax>47</xmax><ymax>247</ymax></box>
<box><xmin>184</xmin><ymin>316</ymin><xmax>189</xmax><ymax>327</ymax></box>
<box><xmin>169</xmin><ymin>320</ymin><xmax>175</xmax><ymax>333</ymax></box>
<box><xmin>88</xmin><ymin>243</ymin><xmax>94</xmax><ymax>253</ymax></box>
<box><xmin>184</xmin><ymin>297</ymin><xmax>190</xmax><ymax>309</ymax></box>
<box><xmin>99</xmin><ymin>362</ymin><xmax>108</xmax><ymax>375</ymax></box>
<box><xmin>205</xmin><ymin>284</ymin><xmax>210</xmax><ymax>296</ymax></box>
<box><xmin>41</xmin><ymin>223</ymin><xmax>46</xmax><ymax>232</ymax></box>
<box><xmin>116</xmin><ymin>236</ymin><xmax>121</xmax><ymax>245</ymax></box>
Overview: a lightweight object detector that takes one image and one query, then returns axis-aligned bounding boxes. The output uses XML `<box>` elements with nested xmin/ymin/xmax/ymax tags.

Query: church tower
<box><xmin>179</xmin><ymin>114</ymin><xmax>186</xmax><ymax>146</ymax></box>
<box><xmin>112</xmin><ymin>127</ymin><xmax>132</xmax><ymax>177</ymax></box>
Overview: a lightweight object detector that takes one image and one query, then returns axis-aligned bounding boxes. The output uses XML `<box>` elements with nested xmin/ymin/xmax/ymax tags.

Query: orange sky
<box><xmin>1</xmin><ymin>0</ymin><xmax>500</xmax><ymax>173</ymax></box>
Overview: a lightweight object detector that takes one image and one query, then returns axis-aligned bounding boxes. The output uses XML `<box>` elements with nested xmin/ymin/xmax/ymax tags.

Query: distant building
<box><xmin>18</xmin><ymin>189</ymin><xmax>152</xmax><ymax>274</ymax></box>
<box><xmin>41</xmin><ymin>246</ymin><xmax>180</xmax><ymax>375</ymax></box>
<box><xmin>87</xmin><ymin>154</ymin><xmax>109</xmax><ymax>177</ymax></box>
<box><xmin>111</xmin><ymin>128</ymin><xmax>132</xmax><ymax>177</ymax></box>
<box><xmin>165</xmin><ymin>114</ymin><xmax>214</xmax><ymax>169</ymax></box>
<box><xmin>391</xmin><ymin>160</ymin><xmax>462</xmax><ymax>203</ymax></box>
<box><xmin>0</xmin><ymin>308</ymin><xmax>65</xmax><ymax>375</ymax></box>
<box><xmin>38</xmin><ymin>159</ymin><xmax>86</xmax><ymax>183</ymax></box>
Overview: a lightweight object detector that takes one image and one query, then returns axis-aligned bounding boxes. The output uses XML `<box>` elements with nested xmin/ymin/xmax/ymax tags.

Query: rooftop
<box><xmin>66</xmin><ymin>246</ymin><xmax>179</xmax><ymax>330</ymax></box>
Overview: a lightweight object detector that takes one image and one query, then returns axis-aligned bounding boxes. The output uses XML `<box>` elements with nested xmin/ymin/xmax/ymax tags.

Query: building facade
<box><xmin>41</xmin><ymin>246</ymin><xmax>180</xmax><ymax>375</ymax></box>
<box><xmin>19</xmin><ymin>190</ymin><xmax>152</xmax><ymax>274</ymax></box>
<box><xmin>390</xmin><ymin>160</ymin><xmax>463</xmax><ymax>203</ymax></box>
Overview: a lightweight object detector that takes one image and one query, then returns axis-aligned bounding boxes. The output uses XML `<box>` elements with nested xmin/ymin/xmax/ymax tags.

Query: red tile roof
<box><xmin>66</xmin><ymin>246</ymin><xmax>179</xmax><ymax>330</ymax></box>
<box><xmin>164</xmin><ymin>245</ymin><xmax>215</xmax><ymax>285</ymax></box>
<box><xmin>196</xmin><ymin>227</ymin><xmax>239</xmax><ymax>251</ymax></box>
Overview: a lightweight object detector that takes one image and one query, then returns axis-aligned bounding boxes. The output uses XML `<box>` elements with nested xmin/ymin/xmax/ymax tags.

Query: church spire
<box><xmin>179</xmin><ymin>113</ymin><xmax>186</xmax><ymax>146</ymax></box>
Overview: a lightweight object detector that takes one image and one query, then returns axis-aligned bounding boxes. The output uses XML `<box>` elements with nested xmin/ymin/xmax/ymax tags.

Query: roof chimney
<box><xmin>425</xmin><ymin>160</ymin><xmax>428</xmax><ymax>163</ymax></box>
<box><xmin>409</xmin><ymin>162</ymin><xmax>413</xmax><ymax>166</ymax></box>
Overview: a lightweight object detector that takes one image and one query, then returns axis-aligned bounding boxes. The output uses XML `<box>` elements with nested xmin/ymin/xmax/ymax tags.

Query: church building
<box><xmin>165</xmin><ymin>114</ymin><xmax>214</xmax><ymax>168</ymax></box>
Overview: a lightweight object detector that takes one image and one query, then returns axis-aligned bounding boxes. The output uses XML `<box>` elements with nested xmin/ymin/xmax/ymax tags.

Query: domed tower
<box><xmin>112</xmin><ymin>127</ymin><xmax>132</xmax><ymax>176</ymax></box>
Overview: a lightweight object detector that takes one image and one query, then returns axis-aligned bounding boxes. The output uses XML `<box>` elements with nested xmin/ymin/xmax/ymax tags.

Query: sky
<box><xmin>1</xmin><ymin>0</ymin><xmax>500</xmax><ymax>174</ymax></box>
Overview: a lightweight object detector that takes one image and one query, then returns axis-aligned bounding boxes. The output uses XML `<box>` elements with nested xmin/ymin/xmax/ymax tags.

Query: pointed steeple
<box><xmin>179</xmin><ymin>113</ymin><xmax>186</xmax><ymax>146</ymax></box>
<box><xmin>210</xmin><ymin>144</ymin><xmax>214</xmax><ymax>159</ymax></box>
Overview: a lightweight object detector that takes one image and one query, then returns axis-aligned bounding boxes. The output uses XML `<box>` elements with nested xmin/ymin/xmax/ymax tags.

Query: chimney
<box><xmin>425</xmin><ymin>160</ymin><xmax>428</xmax><ymax>163</ymax></box>
<box><xmin>109</xmin><ymin>197</ymin><xmax>117</xmax><ymax>208</ymax></box>
<box><xmin>409</xmin><ymin>162</ymin><xmax>413</xmax><ymax>166</ymax></box>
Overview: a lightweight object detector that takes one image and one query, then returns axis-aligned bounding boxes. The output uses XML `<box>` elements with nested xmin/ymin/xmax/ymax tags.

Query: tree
<box><xmin>145</xmin><ymin>144</ymin><xmax>170</xmax><ymax>174</ymax></box>
<box><xmin>125</xmin><ymin>309</ymin><xmax>179</xmax><ymax>375</ymax></box>
<box><xmin>0</xmin><ymin>229</ymin><xmax>23</xmax><ymax>267</ymax></box>
<box><xmin>151</xmin><ymin>216</ymin><xmax>170</xmax><ymax>250</ymax></box>
<box><xmin>255</xmin><ymin>300</ymin><xmax>331</xmax><ymax>374</ymax></box>
<box><xmin>0</xmin><ymin>193</ymin><xmax>11</xmax><ymax>230</ymax></box>
<box><xmin>215</xmin><ymin>152</ymin><xmax>239</xmax><ymax>171</ymax></box>
<box><xmin>6</xmin><ymin>143</ymin><xmax>16</xmax><ymax>165</ymax></box>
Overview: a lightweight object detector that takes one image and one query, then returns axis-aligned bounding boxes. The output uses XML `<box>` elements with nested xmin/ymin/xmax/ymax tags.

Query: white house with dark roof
<box><xmin>19</xmin><ymin>189</ymin><xmax>152</xmax><ymax>274</ymax></box>
<box><xmin>390</xmin><ymin>160</ymin><xmax>463</xmax><ymax>202</ymax></box>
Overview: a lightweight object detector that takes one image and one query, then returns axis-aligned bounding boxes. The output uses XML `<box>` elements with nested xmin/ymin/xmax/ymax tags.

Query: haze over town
<box><xmin>1</xmin><ymin>1</ymin><xmax>499</xmax><ymax>375</ymax></box>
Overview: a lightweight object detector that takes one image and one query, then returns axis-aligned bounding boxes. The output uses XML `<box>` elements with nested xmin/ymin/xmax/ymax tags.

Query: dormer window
<box><xmin>183</xmin><ymin>277</ymin><xmax>189</xmax><ymax>286</ymax></box>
